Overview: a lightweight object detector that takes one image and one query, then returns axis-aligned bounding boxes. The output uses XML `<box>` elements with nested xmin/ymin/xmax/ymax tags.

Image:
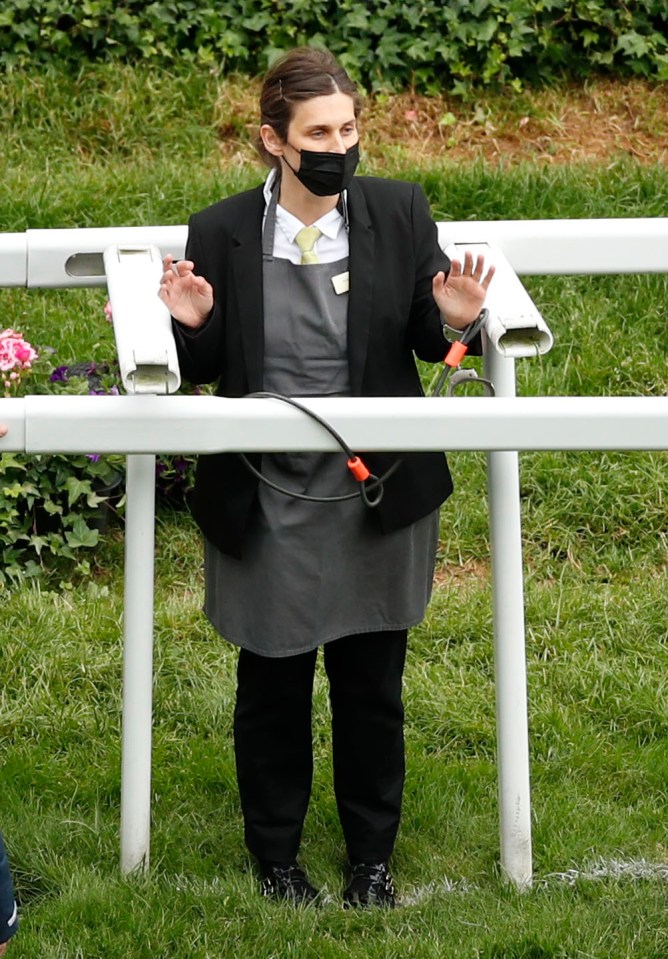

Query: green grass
<box><xmin>1</xmin><ymin>64</ymin><xmax>667</xmax><ymax>958</ymax></box>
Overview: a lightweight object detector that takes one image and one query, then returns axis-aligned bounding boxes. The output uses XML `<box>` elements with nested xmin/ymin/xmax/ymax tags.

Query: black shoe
<box><xmin>259</xmin><ymin>861</ymin><xmax>319</xmax><ymax>904</ymax></box>
<box><xmin>343</xmin><ymin>861</ymin><xmax>396</xmax><ymax>909</ymax></box>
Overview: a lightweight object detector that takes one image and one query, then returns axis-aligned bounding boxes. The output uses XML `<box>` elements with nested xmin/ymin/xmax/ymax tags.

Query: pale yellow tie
<box><xmin>295</xmin><ymin>225</ymin><xmax>322</xmax><ymax>264</ymax></box>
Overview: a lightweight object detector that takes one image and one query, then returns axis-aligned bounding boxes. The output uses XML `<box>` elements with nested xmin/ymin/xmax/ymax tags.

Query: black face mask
<box><xmin>282</xmin><ymin>141</ymin><xmax>359</xmax><ymax>197</ymax></box>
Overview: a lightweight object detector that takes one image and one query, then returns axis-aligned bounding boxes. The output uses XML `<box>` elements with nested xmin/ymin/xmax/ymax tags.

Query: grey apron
<box><xmin>204</xmin><ymin>188</ymin><xmax>439</xmax><ymax>657</ymax></box>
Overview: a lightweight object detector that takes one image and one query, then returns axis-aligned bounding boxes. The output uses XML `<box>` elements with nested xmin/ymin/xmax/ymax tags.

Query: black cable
<box><xmin>239</xmin><ymin>309</ymin><xmax>489</xmax><ymax>509</ymax></box>
<box><xmin>240</xmin><ymin>393</ymin><xmax>401</xmax><ymax>507</ymax></box>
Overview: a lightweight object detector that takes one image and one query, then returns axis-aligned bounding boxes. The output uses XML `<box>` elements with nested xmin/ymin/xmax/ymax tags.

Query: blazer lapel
<box><xmin>346</xmin><ymin>179</ymin><xmax>375</xmax><ymax>396</ymax></box>
<box><xmin>231</xmin><ymin>188</ymin><xmax>265</xmax><ymax>392</ymax></box>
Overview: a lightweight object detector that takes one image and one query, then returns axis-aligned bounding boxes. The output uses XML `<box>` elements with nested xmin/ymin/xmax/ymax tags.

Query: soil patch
<box><xmin>215</xmin><ymin>77</ymin><xmax>668</xmax><ymax>167</ymax></box>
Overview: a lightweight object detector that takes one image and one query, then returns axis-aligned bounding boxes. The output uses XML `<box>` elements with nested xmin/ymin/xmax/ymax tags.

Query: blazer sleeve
<box><xmin>404</xmin><ymin>184</ymin><xmax>452</xmax><ymax>362</ymax></box>
<box><xmin>405</xmin><ymin>184</ymin><xmax>482</xmax><ymax>361</ymax></box>
<box><xmin>171</xmin><ymin>215</ymin><xmax>226</xmax><ymax>385</ymax></box>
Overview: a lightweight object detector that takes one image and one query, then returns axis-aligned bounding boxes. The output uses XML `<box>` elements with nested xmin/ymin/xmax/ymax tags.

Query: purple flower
<box><xmin>49</xmin><ymin>365</ymin><xmax>70</xmax><ymax>383</ymax></box>
<box><xmin>86</xmin><ymin>454</ymin><xmax>101</xmax><ymax>463</ymax></box>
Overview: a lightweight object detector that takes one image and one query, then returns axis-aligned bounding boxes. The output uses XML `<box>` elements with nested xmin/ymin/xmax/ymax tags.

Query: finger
<box><xmin>160</xmin><ymin>260</ymin><xmax>176</xmax><ymax>284</ymax></box>
<box><xmin>172</xmin><ymin>259</ymin><xmax>195</xmax><ymax>279</ymax></box>
<box><xmin>462</xmin><ymin>250</ymin><xmax>474</xmax><ymax>275</ymax></box>
<box><xmin>472</xmin><ymin>255</ymin><xmax>485</xmax><ymax>283</ymax></box>
<box><xmin>0</xmin><ymin>424</ymin><xmax>8</xmax><ymax>438</ymax></box>
<box><xmin>481</xmin><ymin>264</ymin><xmax>496</xmax><ymax>289</ymax></box>
<box><xmin>193</xmin><ymin>275</ymin><xmax>213</xmax><ymax>296</ymax></box>
<box><xmin>448</xmin><ymin>259</ymin><xmax>462</xmax><ymax>278</ymax></box>
<box><xmin>160</xmin><ymin>259</ymin><xmax>193</xmax><ymax>289</ymax></box>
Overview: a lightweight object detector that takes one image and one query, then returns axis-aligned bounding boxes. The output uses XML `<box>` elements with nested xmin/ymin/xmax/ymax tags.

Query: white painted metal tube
<box><xmin>487</xmin><ymin>447</ymin><xmax>533</xmax><ymax>887</ymax></box>
<box><xmin>484</xmin><ymin>347</ymin><xmax>533</xmax><ymax>888</ymax></box>
<box><xmin>0</xmin><ymin>218</ymin><xmax>667</xmax><ymax>288</ymax></box>
<box><xmin>5</xmin><ymin>394</ymin><xmax>668</xmax><ymax>455</ymax></box>
<box><xmin>0</xmin><ymin>398</ymin><xmax>26</xmax><ymax>449</ymax></box>
<box><xmin>120</xmin><ymin>452</ymin><xmax>157</xmax><ymax>875</ymax></box>
<box><xmin>3</xmin><ymin>391</ymin><xmax>667</xmax><ymax>889</ymax></box>
<box><xmin>26</xmin><ymin>225</ymin><xmax>187</xmax><ymax>288</ymax></box>
<box><xmin>0</xmin><ymin>233</ymin><xmax>27</xmax><ymax>287</ymax></box>
<box><xmin>104</xmin><ymin>245</ymin><xmax>181</xmax><ymax>395</ymax></box>
<box><xmin>438</xmin><ymin>217</ymin><xmax>668</xmax><ymax>275</ymax></box>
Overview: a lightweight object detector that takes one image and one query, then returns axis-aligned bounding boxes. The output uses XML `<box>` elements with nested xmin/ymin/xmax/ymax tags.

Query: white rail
<box><xmin>2</xmin><ymin>216</ymin><xmax>667</xmax><ymax>888</ymax></box>
<box><xmin>1</xmin><ymin>217</ymin><xmax>668</xmax><ymax>287</ymax></box>
<box><xmin>3</xmin><ymin>395</ymin><xmax>668</xmax><ymax>454</ymax></box>
<box><xmin>2</xmin><ymin>393</ymin><xmax>668</xmax><ymax>888</ymax></box>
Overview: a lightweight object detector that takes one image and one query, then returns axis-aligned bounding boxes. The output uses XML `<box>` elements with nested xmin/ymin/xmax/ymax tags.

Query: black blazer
<box><xmin>173</xmin><ymin>175</ymin><xmax>466</xmax><ymax>558</ymax></box>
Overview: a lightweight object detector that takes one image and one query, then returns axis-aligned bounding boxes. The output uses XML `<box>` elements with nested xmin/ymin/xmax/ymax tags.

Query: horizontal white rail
<box><xmin>437</xmin><ymin>218</ymin><xmax>668</xmax><ymax>275</ymax></box>
<box><xmin>1</xmin><ymin>217</ymin><xmax>667</xmax><ymax>287</ymax></box>
<box><xmin>2</xmin><ymin>217</ymin><xmax>666</xmax><ymax>886</ymax></box>
<box><xmin>1</xmin><ymin>395</ymin><xmax>667</xmax><ymax>454</ymax></box>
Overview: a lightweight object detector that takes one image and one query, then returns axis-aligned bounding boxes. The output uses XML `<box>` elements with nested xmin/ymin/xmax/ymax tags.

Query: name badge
<box><xmin>331</xmin><ymin>271</ymin><xmax>350</xmax><ymax>295</ymax></box>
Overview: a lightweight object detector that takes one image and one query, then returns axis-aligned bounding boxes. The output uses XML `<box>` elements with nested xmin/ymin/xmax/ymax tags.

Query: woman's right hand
<box><xmin>159</xmin><ymin>254</ymin><xmax>214</xmax><ymax>329</ymax></box>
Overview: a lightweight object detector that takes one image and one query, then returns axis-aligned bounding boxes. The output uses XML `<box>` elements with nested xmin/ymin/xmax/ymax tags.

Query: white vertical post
<box><xmin>484</xmin><ymin>345</ymin><xmax>533</xmax><ymax>888</ymax></box>
<box><xmin>120</xmin><ymin>452</ymin><xmax>157</xmax><ymax>874</ymax></box>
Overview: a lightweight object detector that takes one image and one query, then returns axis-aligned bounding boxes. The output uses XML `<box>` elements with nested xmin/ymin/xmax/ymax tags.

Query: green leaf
<box><xmin>64</xmin><ymin>476</ymin><xmax>94</xmax><ymax>507</ymax></box>
<box><xmin>28</xmin><ymin>534</ymin><xmax>49</xmax><ymax>556</ymax></box>
<box><xmin>1</xmin><ymin>482</ymin><xmax>27</xmax><ymax>499</ymax></box>
<box><xmin>617</xmin><ymin>31</ymin><xmax>651</xmax><ymax>59</ymax></box>
<box><xmin>65</xmin><ymin>517</ymin><xmax>100</xmax><ymax>549</ymax></box>
<box><xmin>438</xmin><ymin>112</ymin><xmax>458</xmax><ymax>128</ymax></box>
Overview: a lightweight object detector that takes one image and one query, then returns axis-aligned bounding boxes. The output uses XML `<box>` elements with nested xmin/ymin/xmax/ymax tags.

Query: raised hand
<box><xmin>158</xmin><ymin>254</ymin><xmax>214</xmax><ymax>330</ymax></box>
<box><xmin>432</xmin><ymin>251</ymin><xmax>495</xmax><ymax>330</ymax></box>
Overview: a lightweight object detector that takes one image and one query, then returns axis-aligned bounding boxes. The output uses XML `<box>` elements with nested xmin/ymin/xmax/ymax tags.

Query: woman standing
<box><xmin>160</xmin><ymin>46</ymin><xmax>493</xmax><ymax>908</ymax></box>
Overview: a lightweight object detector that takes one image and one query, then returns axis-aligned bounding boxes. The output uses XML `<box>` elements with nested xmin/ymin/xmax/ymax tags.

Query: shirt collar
<box><xmin>263</xmin><ymin>168</ymin><xmax>346</xmax><ymax>242</ymax></box>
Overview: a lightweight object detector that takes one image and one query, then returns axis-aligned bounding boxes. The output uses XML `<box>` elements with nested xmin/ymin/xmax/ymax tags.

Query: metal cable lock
<box><xmin>238</xmin><ymin>392</ymin><xmax>400</xmax><ymax>508</ymax></box>
<box><xmin>238</xmin><ymin>308</ymin><xmax>493</xmax><ymax>507</ymax></box>
<box><xmin>429</xmin><ymin>308</ymin><xmax>493</xmax><ymax>397</ymax></box>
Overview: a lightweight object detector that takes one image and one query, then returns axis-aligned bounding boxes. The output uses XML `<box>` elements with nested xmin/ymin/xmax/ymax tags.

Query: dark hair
<box><xmin>256</xmin><ymin>46</ymin><xmax>362</xmax><ymax>168</ymax></box>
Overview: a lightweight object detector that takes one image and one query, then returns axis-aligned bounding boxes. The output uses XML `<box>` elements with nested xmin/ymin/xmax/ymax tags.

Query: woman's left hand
<box><xmin>432</xmin><ymin>251</ymin><xmax>495</xmax><ymax>330</ymax></box>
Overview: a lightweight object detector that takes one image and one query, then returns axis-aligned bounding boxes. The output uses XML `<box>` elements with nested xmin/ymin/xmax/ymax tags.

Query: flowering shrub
<box><xmin>1</xmin><ymin>328</ymin><xmax>39</xmax><ymax>396</ymax></box>
<box><xmin>0</xmin><ymin>336</ymin><xmax>127</xmax><ymax>587</ymax></box>
<box><xmin>0</xmin><ymin>328</ymin><xmax>197</xmax><ymax>588</ymax></box>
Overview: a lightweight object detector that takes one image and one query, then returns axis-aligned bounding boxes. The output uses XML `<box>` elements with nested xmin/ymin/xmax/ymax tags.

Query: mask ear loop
<box><xmin>338</xmin><ymin>191</ymin><xmax>350</xmax><ymax>232</ymax></box>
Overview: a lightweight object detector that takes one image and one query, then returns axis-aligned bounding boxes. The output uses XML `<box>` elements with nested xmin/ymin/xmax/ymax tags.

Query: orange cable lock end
<box><xmin>347</xmin><ymin>456</ymin><xmax>371</xmax><ymax>482</ymax></box>
<box><xmin>443</xmin><ymin>340</ymin><xmax>468</xmax><ymax>368</ymax></box>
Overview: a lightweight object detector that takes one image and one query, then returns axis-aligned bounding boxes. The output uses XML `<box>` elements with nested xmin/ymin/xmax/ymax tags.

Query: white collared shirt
<box><xmin>262</xmin><ymin>168</ymin><xmax>350</xmax><ymax>264</ymax></box>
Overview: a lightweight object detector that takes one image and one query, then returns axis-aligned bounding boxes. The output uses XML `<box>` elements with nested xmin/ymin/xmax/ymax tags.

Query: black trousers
<box><xmin>233</xmin><ymin>629</ymin><xmax>408</xmax><ymax>864</ymax></box>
